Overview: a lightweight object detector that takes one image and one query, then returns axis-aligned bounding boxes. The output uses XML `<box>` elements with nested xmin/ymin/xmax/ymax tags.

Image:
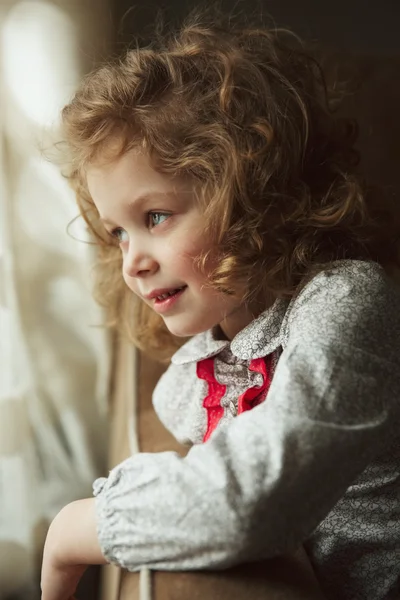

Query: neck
<box><xmin>218</xmin><ymin>306</ymin><xmax>257</xmax><ymax>341</ymax></box>
<box><xmin>218</xmin><ymin>293</ymin><xmax>275</xmax><ymax>341</ymax></box>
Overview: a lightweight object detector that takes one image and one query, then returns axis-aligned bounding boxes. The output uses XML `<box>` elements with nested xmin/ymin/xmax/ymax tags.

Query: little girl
<box><xmin>41</xmin><ymin>9</ymin><xmax>400</xmax><ymax>600</ymax></box>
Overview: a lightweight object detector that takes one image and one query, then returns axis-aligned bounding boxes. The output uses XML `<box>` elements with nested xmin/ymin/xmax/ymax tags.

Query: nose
<box><xmin>122</xmin><ymin>240</ymin><xmax>158</xmax><ymax>279</ymax></box>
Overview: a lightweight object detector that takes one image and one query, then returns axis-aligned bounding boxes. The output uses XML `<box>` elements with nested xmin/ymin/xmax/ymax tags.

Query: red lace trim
<box><xmin>197</xmin><ymin>355</ymin><xmax>273</xmax><ymax>443</ymax></box>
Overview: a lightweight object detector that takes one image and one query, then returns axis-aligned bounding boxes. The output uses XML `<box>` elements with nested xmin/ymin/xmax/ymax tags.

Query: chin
<box><xmin>164</xmin><ymin>318</ymin><xmax>211</xmax><ymax>338</ymax></box>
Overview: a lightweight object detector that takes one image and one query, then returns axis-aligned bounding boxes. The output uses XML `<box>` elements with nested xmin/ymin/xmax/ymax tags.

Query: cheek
<box><xmin>162</xmin><ymin>240</ymin><xmax>197</xmax><ymax>271</ymax></box>
<box><xmin>122</xmin><ymin>271</ymin><xmax>139</xmax><ymax>295</ymax></box>
<box><xmin>168</xmin><ymin>222</ymin><xmax>212</xmax><ymax>256</ymax></box>
<box><xmin>169</xmin><ymin>235</ymin><xmax>215</xmax><ymax>272</ymax></box>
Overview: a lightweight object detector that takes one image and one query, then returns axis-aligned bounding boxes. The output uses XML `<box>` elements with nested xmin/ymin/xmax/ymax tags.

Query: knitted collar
<box><xmin>171</xmin><ymin>298</ymin><xmax>290</xmax><ymax>365</ymax></box>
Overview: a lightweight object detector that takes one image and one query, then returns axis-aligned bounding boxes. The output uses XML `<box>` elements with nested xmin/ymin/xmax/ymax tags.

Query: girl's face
<box><xmin>86</xmin><ymin>148</ymin><xmax>254</xmax><ymax>340</ymax></box>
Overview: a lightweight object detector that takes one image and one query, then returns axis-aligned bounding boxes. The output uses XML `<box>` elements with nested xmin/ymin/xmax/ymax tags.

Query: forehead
<box><xmin>89</xmin><ymin>148</ymin><xmax>197</xmax><ymax>192</ymax></box>
<box><xmin>86</xmin><ymin>148</ymin><xmax>155</xmax><ymax>194</ymax></box>
<box><xmin>86</xmin><ymin>148</ymin><xmax>199</xmax><ymax>218</ymax></box>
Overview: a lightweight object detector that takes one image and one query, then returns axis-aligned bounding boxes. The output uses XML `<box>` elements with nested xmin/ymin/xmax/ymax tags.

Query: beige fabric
<box><xmin>0</xmin><ymin>1</ymin><xmax>111</xmax><ymax>596</ymax></box>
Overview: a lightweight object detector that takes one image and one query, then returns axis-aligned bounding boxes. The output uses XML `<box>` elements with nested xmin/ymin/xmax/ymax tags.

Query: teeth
<box><xmin>157</xmin><ymin>287</ymin><xmax>184</xmax><ymax>301</ymax></box>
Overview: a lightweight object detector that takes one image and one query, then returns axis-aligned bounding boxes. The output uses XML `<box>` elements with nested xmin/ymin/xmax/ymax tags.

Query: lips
<box><xmin>155</xmin><ymin>286</ymin><xmax>186</xmax><ymax>301</ymax></box>
<box><xmin>151</xmin><ymin>286</ymin><xmax>187</xmax><ymax>314</ymax></box>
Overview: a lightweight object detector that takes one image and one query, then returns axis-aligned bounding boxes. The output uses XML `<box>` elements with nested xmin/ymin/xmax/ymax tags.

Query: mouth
<box><xmin>152</xmin><ymin>286</ymin><xmax>187</xmax><ymax>313</ymax></box>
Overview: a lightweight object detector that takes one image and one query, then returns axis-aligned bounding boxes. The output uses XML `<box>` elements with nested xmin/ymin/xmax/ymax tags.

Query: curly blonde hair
<box><xmin>61</xmin><ymin>8</ymin><xmax>400</xmax><ymax>362</ymax></box>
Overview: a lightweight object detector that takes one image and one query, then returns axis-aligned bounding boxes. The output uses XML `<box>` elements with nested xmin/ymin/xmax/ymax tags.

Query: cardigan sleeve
<box><xmin>93</xmin><ymin>263</ymin><xmax>400</xmax><ymax>571</ymax></box>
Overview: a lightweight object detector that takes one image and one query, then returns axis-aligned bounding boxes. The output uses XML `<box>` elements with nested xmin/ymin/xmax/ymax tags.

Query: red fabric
<box><xmin>196</xmin><ymin>358</ymin><xmax>226</xmax><ymax>443</ymax></box>
<box><xmin>197</xmin><ymin>355</ymin><xmax>273</xmax><ymax>443</ymax></box>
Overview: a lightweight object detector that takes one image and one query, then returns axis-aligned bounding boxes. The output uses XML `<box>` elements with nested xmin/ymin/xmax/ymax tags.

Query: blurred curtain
<box><xmin>0</xmin><ymin>1</ymin><xmax>111</xmax><ymax>597</ymax></box>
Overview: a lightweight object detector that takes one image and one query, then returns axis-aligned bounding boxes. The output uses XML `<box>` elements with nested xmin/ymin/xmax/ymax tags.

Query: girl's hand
<box><xmin>41</xmin><ymin>498</ymin><xmax>108</xmax><ymax>600</ymax></box>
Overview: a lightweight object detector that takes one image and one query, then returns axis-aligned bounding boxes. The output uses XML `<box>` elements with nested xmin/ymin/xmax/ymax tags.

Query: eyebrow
<box><xmin>99</xmin><ymin>191</ymin><xmax>177</xmax><ymax>226</ymax></box>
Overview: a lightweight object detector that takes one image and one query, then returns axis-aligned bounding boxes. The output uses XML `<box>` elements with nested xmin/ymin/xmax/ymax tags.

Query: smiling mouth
<box><xmin>152</xmin><ymin>286</ymin><xmax>187</xmax><ymax>313</ymax></box>
<box><xmin>154</xmin><ymin>286</ymin><xmax>186</xmax><ymax>301</ymax></box>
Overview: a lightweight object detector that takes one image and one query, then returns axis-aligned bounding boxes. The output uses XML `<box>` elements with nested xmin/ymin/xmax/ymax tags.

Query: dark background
<box><xmin>111</xmin><ymin>0</ymin><xmax>400</xmax><ymax>204</ymax></box>
<box><xmin>113</xmin><ymin>0</ymin><xmax>400</xmax><ymax>55</ymax></box>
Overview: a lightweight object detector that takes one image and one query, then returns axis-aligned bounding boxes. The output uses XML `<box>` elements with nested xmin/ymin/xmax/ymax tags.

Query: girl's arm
<box><xmin>41</xmin><ymin>498</ymin><xmax>107</xmax><ymax>600</ymax></box>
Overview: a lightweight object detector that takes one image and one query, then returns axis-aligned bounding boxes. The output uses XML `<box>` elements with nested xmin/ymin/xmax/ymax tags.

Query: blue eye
<box><xmin>110</xmin><ymin>227</ymin><xmax>128</xmax><ymax>243</ymax></box>
<box><xmin>108</xmin><ymin>212</ymin><xmax>169</xmax><ymax>243</ymax></box>
<box><xmin>148</xmin><ymin>212</ymin><xmax>170</xmax><ymax>228</ymax></box>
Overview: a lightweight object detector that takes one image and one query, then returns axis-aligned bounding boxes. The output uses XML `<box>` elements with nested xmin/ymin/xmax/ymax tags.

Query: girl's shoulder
<box><xmin>228</xmin><ymin>258</ymin><xmax>400</xmax><ymax>362</ymax></box>
<box><xmin>287</xmin><ymin>258</ymin><xmax>399</xmax><ymax>319</ymax></box>
<box><xmin>282</xmin><ymin>258</ymin><xmax>400</xmax><ymax>361</ymax></box>
<box><xmin>293</xmin><ymin>258</ymin><xmax>395</xmax><ymax>303</ymax></box>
